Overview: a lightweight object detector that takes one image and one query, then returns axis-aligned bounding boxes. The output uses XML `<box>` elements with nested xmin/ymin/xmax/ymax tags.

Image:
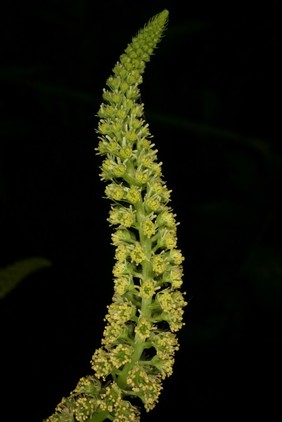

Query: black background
<box><xmin>1</xmin><ymin>1</ymin><xmax>281</xmax><ymax>420</ymax></box>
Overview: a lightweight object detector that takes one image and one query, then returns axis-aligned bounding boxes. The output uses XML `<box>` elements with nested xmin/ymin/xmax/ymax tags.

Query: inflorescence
<box><xmin>44</xmin><ymin>9</ymin><xmax>187</xmax><ymax>422</ymax></box>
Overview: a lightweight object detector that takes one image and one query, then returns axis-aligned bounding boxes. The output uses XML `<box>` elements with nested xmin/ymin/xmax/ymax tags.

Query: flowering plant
<box><xmin>45</xmin><ymin>9</ymin><xmax>187</xmax><ymax>422</ymax></box>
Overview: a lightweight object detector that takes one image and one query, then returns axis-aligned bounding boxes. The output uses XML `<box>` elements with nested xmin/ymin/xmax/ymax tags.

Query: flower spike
<box><xmin>44</xmin><ymin>9</ymin><xmax>186</xmax><ymax>422</ymax></box>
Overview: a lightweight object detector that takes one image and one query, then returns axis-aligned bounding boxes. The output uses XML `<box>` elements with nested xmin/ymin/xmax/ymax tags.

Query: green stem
<box><xmin>117</xmin><ymin>200</ymin><xmax>153</xmax><ymax>389</ymax></box>
<box><xmin>88</xmin><ymin>411</ymin><xmax>111</xmax><ymax>422</ymax></box>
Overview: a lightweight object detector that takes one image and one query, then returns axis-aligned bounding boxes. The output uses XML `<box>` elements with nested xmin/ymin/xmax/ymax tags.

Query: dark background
<box><xmin>1</xmin><ymin>0</ymin><xmax>281</xmax><ymax>420</ymax></box>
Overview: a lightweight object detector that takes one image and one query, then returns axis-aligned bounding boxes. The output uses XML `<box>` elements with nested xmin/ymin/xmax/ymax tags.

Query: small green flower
<box><xmin>135</xmin><ymin>316</ymin><xmax>152</xmax><ymax>341</ymax></box>
<box><xmin>91</xmin><ymin>348</ymin><xmax>112</xmax><ymax>380</ymax></box>
<box><xmin>130</xmin><ymin>242</ymin><xmax>146</xmax><ymax>265</ymax></box>
<box><xmin>152</xmin><ymin>254</ymin><xmax>167</xmax><ymax>275</ymax></box>
<box><xmin>105</xmin><ymin>183</ymin><xmax>125</xmax><ymax>201</ymax></box>
<box><xmin>127</xmin><ymin>364</ymin><xmax>163</xmax><ymax>412</ymax></box>
<box><xmin>139</xmin><ymin>279</ymin><xmax>156</xmax><ymax>299</ymax></box>
<box><xmin>142</xmin><ymin>217</ymin><xmax>157</xmax><ymax>238</ymax></box>
<box><xmin>114</xmin><ymin>400</ymin><xmax>141</xmax><ymax>422</ymax></box>
<box><xmin>73</xmin><ymin>396</ymin><xmax>97</xmax><ymax>422</ymax></box>
<box><xmin>110</xmin><ymin>344</ymin><xmax>134</xmax><ymax>368</ymax></box>
<box><xmin>125</xmin><ymin>186</ymin><xmax>142</xmax><ymax>204</ymax></box>
<box><xmin>113</xmin><ymin>275</ymin><xmax>132</xmax><ymax>295</ymax></box>
<box><xmin>108</xmin><ymin>205</ymin><xmax>135</xmax><ymax>228</ymax></box>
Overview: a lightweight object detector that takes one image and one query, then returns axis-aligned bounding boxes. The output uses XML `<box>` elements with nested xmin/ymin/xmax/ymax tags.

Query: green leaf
<box><xmin>0</xmin><ymin>257</ymin><xmax>52</xmax><ymax>299</ymax></box>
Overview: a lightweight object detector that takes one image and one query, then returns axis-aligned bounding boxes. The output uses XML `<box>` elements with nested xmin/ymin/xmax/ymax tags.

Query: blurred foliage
<box><xmin>0</xmin><ymin>257</ymin><xmax>52</xmax><ymax>299</ymax></box>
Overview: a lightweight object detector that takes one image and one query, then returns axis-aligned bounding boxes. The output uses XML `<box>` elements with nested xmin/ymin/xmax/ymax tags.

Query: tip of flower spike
<box><xmin>151</xmin><ymin>9</ymin><xmax>169</xmax><ymax>28</ymax></box>
<box><xmin>160</xmin><ymin>9</ymin><xmax>169</xmax><ymax>19</ymax></box>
